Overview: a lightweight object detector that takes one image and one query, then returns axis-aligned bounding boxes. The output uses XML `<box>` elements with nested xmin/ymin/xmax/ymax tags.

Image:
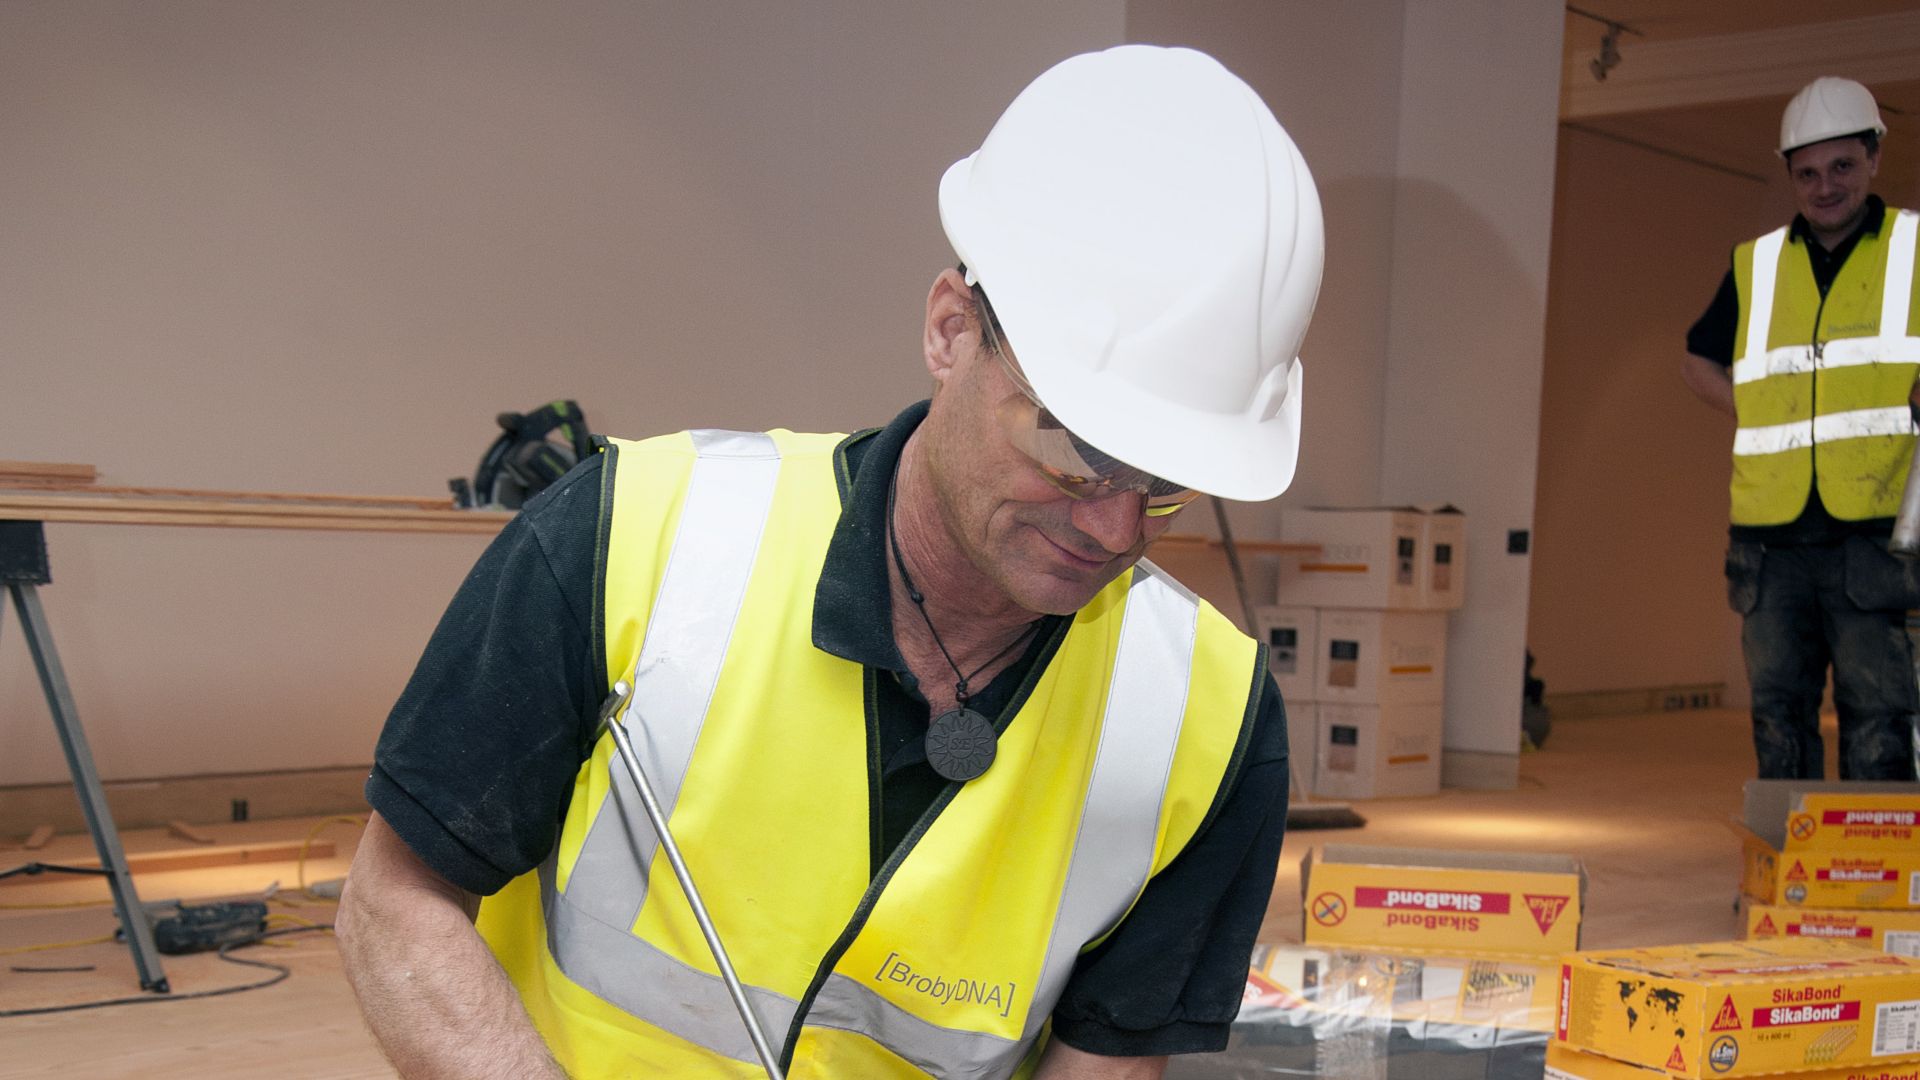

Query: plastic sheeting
<box><xmin>1168</xmin><ymin>944</ymin><xmax>1554</xmax><ymax>1080</ymax></box>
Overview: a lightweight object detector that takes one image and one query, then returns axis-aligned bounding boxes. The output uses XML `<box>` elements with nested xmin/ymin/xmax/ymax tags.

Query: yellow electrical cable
<box><xmin>0</xmin><ymin>932</ymin><xmax>117</xmax><ymax>956</ymax></box>
<box><xmin>0</xmin><ymin>897</ymin><xmax>114</xmax><ymax>911</ymax></box>
<box><xmin>296</xmin><ymin>815</ymin><xmax>366</xmax><ymax>899</ymax></box>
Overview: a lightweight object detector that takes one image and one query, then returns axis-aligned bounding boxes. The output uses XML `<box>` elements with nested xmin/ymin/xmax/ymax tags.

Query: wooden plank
<box><xmin>0</xmin><ymin>483</ymin><xmax>454</xmax><ymax>510</ymax></box>
<box><xmin>1153</xmin><ymin>533</ymin><xmax>1321</xmax><ymax>556</ymax></box>
<box><xmin>0</xmin><ymin>461</ymin><xmax>95</xmax><ymax>485</ymax></box>
<box><xmin>165</xmin><ymin>820</ymin><xmax>215</xmax><ymax>845</ymax></box>
<box><xmin>0</xmin><ymin>494</ymin><xmax>511</xmax><ymax>534</ymax></box>
<box><xmin>23</xmin><ymin>825</ymin><xmax>55</xmax><ymax>850</ymax></box>
<box><xmin>0</xmin><ymin>839</ymin><xmax>335</xmax><ymax>883</ymax></box>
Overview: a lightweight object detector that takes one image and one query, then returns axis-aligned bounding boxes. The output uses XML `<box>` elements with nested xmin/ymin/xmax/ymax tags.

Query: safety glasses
<box><xmin>978</xmin><ymin>301</ymin><xmax>1199</xmax><ymax>518</ymax></box>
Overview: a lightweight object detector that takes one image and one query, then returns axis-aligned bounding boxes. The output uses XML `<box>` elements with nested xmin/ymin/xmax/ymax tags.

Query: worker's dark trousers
<box><xmin>1727</xmin><ymin>537</ymin><xmax>1920</xmax><ymax>780</ymax></box>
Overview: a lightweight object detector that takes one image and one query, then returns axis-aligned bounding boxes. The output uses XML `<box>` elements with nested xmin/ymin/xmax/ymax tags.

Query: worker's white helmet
<box><xmin>939</xmin><ymin>45</ymin><xmax>1324</xmax><ymax>502</ymax></box>
<box><xmin>1779</xmin><ymin>76</ymin><xmax>1886</xmax><ymax>157</ymax></box>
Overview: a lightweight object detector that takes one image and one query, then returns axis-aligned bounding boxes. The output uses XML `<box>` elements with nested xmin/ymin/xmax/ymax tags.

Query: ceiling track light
<box><xmin>1566</xmin><ymin>5</ymin><xmax>1644</xmax><ymax>82</ymax></box>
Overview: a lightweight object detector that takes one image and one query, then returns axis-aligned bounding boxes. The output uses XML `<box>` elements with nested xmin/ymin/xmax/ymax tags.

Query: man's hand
<box><xmin>336</xmin><ymin>813</ymin><xmax>565</xmax><ymax>1080</ymax></box>
<box><xmin>1681</xmin><ymin>354</ymin><xmax>1737</xmax><ymax>419</ymax></box>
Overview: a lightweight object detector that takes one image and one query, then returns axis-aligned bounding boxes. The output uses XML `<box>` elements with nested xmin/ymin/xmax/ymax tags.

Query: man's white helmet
<box><xmin>1779</xmin><ymin>76</ymin><xmax>1886</xmax><ymax>157</ymax></box>
<box><xmin>939</xmin><ymin>45</ymin><xmax>1324</xmax><ymax>502</ymax></box>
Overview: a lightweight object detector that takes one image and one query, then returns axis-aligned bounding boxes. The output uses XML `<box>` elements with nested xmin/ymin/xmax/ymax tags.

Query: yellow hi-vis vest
<box><xmin>474</xmin><ymin>428</ymin><xmax>1262</xmax><ymax>1079</ymax></box>
<box><xmin>1729</xmin><ymin>208</ymin><xmax>1920</xmax><ymax>525</ymax></box>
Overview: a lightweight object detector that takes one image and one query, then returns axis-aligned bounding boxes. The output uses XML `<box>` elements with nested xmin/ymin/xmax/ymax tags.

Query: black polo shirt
<box><xmin>368</xmin><ymin>401</ymin><xmax>1291</xmax><ymax>1058</ymax></box>
<box><xmin>1686</xmin><ymin>196</ymin><xmax>1892</xmax><ymax>545</ymax></box>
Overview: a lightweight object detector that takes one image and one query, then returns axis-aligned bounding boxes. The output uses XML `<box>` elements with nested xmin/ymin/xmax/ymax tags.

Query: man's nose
<box><xmin>1070</xmin><ymin>489</ymin><xmax>1148</xmax><ymax>554</ymax></box>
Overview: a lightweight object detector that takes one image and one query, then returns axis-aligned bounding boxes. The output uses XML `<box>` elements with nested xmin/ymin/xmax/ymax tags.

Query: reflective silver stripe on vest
<box><xmin>1732</xmin><ymin>214</ymin><xmax>1920</xmax><ymax>384</ymax></box>
<box><xmin>1740</xmin><ymin>226</ymin><xmax>1787</xmax><ymax>364</ymax></box>
<box><xmin>1732</xmin><ymin>338</ymin><xmax>1920</xmax><ymax>386</ymax></box>
<box><xmin>548</xmin><ymin>429</ymin><xmax>784</xmax><ymax>1054</ymax></box>
<box><xmin>1735</xmin><ymin>406</ymin><xmax>1917</xmax><ymax>457</ymax></box>
<box><xmin>804</xmin><ymin>563</ymin><xmax>1199</xmax><ymax>1080</ymax></box>
<box><xmin>1884</xmin><ymin>210</ymin><xmax>1917</xmax><ymax>336</ymax></box>
<box><xmin>541</xmin><ymin>856</ymin><xmax>800</xmax><ymax>1066</ymax></box>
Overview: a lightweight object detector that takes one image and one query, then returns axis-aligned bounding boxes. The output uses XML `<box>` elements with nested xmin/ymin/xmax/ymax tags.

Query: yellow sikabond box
<box><xmin>1301</xmin><ymin>845</ymin><xmax>1584</xmax><ymax>958</ymax></box>
<box><xmin>1555</xmin><ymin>938</ymin><xmax>1920</xmax><ymax>1079</ymax></box>
<box><xmin>1545</xmin><ymin>1041</ymin><xmax>1920</xmax><ymax>1080</ymax></box>
<box><xmin>1746</xmin><ymin>901</ymin><xmax>1920</xmax><ymax>957</ymax></box>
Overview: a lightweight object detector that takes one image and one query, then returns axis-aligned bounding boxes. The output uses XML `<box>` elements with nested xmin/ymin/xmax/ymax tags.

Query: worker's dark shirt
<box><xmin>1687</xmin><ymin>196</ymin><xmax>1891</xmax><ymax>545</ymax></box>
<box><xmin>368</xmin><ymin>400</ymin><xmax>1291</xmax><ymax>1058</ymax></box>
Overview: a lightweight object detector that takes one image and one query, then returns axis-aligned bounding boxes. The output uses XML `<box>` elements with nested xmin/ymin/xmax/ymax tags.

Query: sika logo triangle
<box><xmin>1754</xmin><ymin>914</ymin><xmax>1778</xmax><ymax>936</ymax></box>
<box><xmin>1710</xmin><ymin>994</ymin><xmax>1742</xmax><ymax>1031</ymax></box>
<box><xmin>1523</xmin><ymin>894</ymin><xmax>1570</xmax><ymax>935</ymax></box>
<box><xmin>1785</xmin><ymin>860</ymin><xmax>1808</xmax><ymax>882</ymax></box>
<box><xmin>1667</xmin><ymin>1045</ymin><xmax>1688</xmax><ymax>1072</ymax></box>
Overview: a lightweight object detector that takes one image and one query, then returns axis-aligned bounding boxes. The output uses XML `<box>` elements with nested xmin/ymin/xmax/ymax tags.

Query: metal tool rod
<box><xmin>1892</xmin><ymin>438</ymin><xmax>1920</xmax><ymax>556</ymax></box>
<box><xmin>1210</xmin><ymin>496</ymin><xmax>1261</xmax><ymax>635</ymax></box>
<box><xmin>603</xmin><ymin>695</ymin><xmax>787</xmax><ymax>1080</ymax></box>
<box><xmin>8</xmin><ymin>581</ymin><xmax>170</xmax><ymax>992</ymax></box>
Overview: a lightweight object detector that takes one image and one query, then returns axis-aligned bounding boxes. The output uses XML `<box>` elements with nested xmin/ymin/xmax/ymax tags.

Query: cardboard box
<box><xmin>1278</xmin><ymin>508</ymin><xmax>1425</xmax><ymax>609</ymax></box>
<box><xmin>1315</xmin><ymin>608</ymin><xmax>1448</xmax><ymax>705</ymax></box>
<box><xmin>1302</xmin><ymin>844</ymin><xmax>1585</xmax><ymax>958</ymax></box>
<box><xmin>1544</xmin><ymin>1041</ymin><xmax>1915</xmax><ymax>1080</ymax></box>
<box><xmin>1554</xmin><ymin>938</ymin><xmax>1920</xmax><ymax>1079</ymax></box>
<box><xmin>1746</xmin><ymin>901</ymin><xmax>1920</xmax><ymax>957</ymax></box>
<box><xmin>1314</xmin><ymin>703</ymin><xmax>1442</xmax><ymax>800</ymax></box>
<box><xmin>1737</xmin><ymin>782</ymin><xmax>1920</xmax><ymax>910</ymax></box>
<box><xmin>1254</xmin><ymin>604</ymin><xmax>1317</xmax><ymax>705</ymax></box>
<box><xmin>1748</xmin><ymin>782</ymin><xmax>1920</xmax><ymax>854</ymax></box>
<box><xmin>1421</xmin><ymin>506</ymin><xmax>1468</xmax><ymax>611</ymax></box>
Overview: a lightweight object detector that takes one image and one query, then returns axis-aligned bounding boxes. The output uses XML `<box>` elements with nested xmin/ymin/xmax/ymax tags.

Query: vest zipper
<box><xmin>1806</xmin><ymin>270</ymin><xmax>1831</xmax><ymax>509</ymax></box>
<box><xmin>776</xmin><ymin>618</ymin><xmax>1071</xmax><ymax>1073</ymax></box>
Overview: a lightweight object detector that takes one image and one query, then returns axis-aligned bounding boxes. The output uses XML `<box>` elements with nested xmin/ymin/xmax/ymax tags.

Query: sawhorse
<box><xmin>1</xmin><ymin>520</ymin><xmax>168</xmax><ymax>993</ymax></box>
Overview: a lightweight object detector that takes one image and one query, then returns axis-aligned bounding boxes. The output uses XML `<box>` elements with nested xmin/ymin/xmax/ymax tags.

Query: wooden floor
<box><xmin>0</xmin><ymin>707</ymin><xmax>1791</xmax><ymax>1076</ymax></box>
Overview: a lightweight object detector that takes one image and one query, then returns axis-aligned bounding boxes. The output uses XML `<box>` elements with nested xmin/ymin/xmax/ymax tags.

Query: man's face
<box><xmin>1787</xmin><ymin>136</ymin><xmax>1879</xmax><ymax>240</ymax></box>
<box><xmin>919</xmin><ymin>308</ymin><xmax>1180</xmax><ymax>617</ymax></box>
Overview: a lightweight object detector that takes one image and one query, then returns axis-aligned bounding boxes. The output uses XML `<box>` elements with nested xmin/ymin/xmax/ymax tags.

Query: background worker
<box><xmin>1681</xmin><ymin>76</ymin><xmax>1920</xmax><ymax>781</ymax></box>
<box><xmin>335</xmin><ymin>45</ymin><xmax>1324</xmax><ymax>1079</ymax></box>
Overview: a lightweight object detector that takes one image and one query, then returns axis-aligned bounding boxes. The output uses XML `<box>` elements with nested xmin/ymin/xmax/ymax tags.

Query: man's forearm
<box><xmin>1034</xmin><ymin>1041</ymin><xmax>1167</xmax><ymax>1079</ymax></box>
<box><xmin>337</xmin><ymin>814</ymin><xmax>564</xmax><ymax>1080</ymax></box>
<box><xmin>1680</xmin><ymin>353</ymin><xmax>1737</xmax><ymax>419</ymax></box>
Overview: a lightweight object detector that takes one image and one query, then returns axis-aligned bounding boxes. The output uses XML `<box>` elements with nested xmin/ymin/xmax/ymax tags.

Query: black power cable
<box><xmin>0</xmin><ymin>924</ymin><xmax>332</xmax><ymax>1018</ymax></box>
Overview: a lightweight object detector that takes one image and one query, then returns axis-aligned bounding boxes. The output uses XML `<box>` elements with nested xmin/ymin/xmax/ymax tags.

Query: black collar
<box><xmin>811</xmin><ymin>401</ymin><xmax>930</xmax><ymax>672</ymax></box>
<box><xmin>1790</xmin><ymin>194</ymin><xmax>1887</xmax><ymax>253</ymax></box>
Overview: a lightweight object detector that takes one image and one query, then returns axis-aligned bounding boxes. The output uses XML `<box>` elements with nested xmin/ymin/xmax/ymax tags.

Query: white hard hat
<box><xmin>939</xmin><ymin>45</ymin><xmax>1324</xmax><ymax>502</ymax></box>
<box><xmin>1779</xmin><ymin>76</ymin><xmax>1886</xmax><ymax>157</ymax></box>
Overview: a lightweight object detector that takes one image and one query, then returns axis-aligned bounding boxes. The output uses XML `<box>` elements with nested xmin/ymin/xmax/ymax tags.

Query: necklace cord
<box><xmin>886</xmin><ymin>466</ymin><xmax>1036</xmax><ymax>703</ymax></box>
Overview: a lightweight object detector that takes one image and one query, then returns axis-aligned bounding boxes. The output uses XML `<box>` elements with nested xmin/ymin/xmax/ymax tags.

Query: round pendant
<box><xmin>926</xmin><ymin>707</ymin><xmax>998</xmax><ymax>783</ymax></box>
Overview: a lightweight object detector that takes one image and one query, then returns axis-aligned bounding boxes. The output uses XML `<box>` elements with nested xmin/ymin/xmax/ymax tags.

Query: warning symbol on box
<box><xmin>1785</xmin><ymin>860</ymin><xmax>1808</xmax><ymax>882</ymax></box>
<box><xmin>1754</xmin><ymin>914</ymin><xmax>1777</xmax><ymax>936</ymax></box>
<box><xmin>1524</xmin><ymin>894</ymin><xmax>1570</xmax><ymax>935</ymax></box>
<box><xmin>1788</xmin><ymin>813</ymin><xmax>1817</xmax><ymax>842</ymax></box>
<box><xmin>1311</xmin><ymin>892</ymin><xmax>1348</xmax><ymax>927</ymax></box>
<box><xmin>1710</xmin><ymin>994</ymin><xmax>1742</xmax><ymax>1031</ymax></box>
<box><xmin>1667</xmin><ymin>1045</ymin><xmax>1688</xmax><ymax>1072</ymax></box>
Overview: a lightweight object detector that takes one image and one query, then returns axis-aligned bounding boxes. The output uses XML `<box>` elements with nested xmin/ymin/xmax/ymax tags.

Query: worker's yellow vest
<box><xmin>1729</xmin><ymin>208</ymin><xmax>1920</xmax><ymax>525</ymax></box>
<box><xmin>474</xmin><ymin>428</ymin><xmax>1261</xmax><ymax>1079</ymax></box>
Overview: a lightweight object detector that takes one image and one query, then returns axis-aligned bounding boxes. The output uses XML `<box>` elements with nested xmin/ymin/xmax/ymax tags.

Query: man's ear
<box><xmin>923</xmin><ymin>268</ymin><xmax>977</xmax><ymax>386</ymax></box>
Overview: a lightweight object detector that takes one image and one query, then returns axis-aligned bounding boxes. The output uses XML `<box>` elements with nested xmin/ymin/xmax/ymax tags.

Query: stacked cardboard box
<box><xmin>1551</xmin><ymin>938</ymin><xmax>1920</xmax><ymax>1079</ymax></box>
<box><xmin>1268</xmin><ymin>507</ymin><xmax>1465</xmax><ymax>799</ymax></box>
<box><xmin>1301</xmin><ymin>844</ymin><xmax>1586</xmax><ymax>959</ymax></box>
<box><xmin>1735</xmin><ymin>781</ymin><xmax>1920</xmax><ymax>958</ymax></box>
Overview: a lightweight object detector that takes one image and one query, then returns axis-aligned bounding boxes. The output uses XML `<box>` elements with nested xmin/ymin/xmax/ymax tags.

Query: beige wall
<box><xmin>1</xmin><ymin>0</ymin><xmax>1124</xmax><ymax>786</ymax></box>
<box><xmin>1528</xmin><ymin>127</ymin><xmax>1772</xmax><ymax>704</ymax></box>
<box><xmin>1378</xmin><ymin>1</ymin><xmax>1564</xmax><ymax>772</ymax></box>
<box><xmin>5</xmin><ymin>1</ymin><xmax>1569</xmax><ymax>791</ymax></box>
